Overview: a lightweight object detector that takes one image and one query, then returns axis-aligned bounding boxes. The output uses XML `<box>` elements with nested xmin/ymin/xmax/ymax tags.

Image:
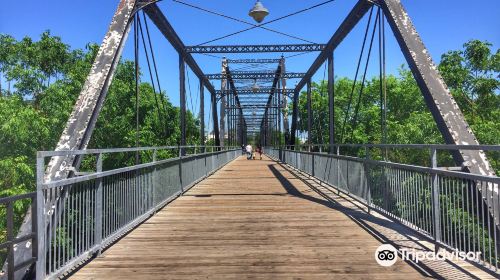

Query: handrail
<box><xmin>282</xmin><ymin>144</ymin><xmax>500</xmax><ymax>151</ymax></box>
<box><xmin>0</xmin><ymin>146</ymin><xmax>242</xmax><ymax>279</ymax></box>
<box><xmin>0</xmin><ymin>192</ymin><xmax>37</xmax><ymax>280</ymax></box>
<box><xmin>280</xmin><ymin>149</ymin><xmax>500</xmax><ymax>182</ymax></box>
<box><xmin>267</xmin><ymin>147</ymin><xmax>500</xmax><ymax>272</ymax></box>
<box><xmin>38</xmin><ymin>145</ymin><xmax>238</xmax><ymax>157</ymax></box>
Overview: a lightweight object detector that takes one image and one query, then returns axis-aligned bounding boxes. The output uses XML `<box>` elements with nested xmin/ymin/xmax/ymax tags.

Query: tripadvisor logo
<box><xmin>375</xmin><ymin>244</ymin><xmax>398</xmax><ymax>267</ymax></box>
<box><xmin>375</xmin><ymin>244</ymin><xmax>482</xmax><ymax>267</ymax></box>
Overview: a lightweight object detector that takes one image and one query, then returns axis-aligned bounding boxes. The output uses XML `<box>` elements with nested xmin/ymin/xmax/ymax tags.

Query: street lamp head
<box><xmin>249</xmin><ymin>1</ymin><xmax>269</xmax><ymax>23</ymax></box>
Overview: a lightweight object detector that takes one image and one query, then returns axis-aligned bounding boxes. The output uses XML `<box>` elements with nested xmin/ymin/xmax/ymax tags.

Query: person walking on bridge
<box><xmin>257</xmin><ymin>145</ymin><xmax>263</xmax><ymax>160</ymax></box>
<box><xmin>245</xmin><ymin>144</ymin><xmax>253</xmax><ymax>160</ymax></box>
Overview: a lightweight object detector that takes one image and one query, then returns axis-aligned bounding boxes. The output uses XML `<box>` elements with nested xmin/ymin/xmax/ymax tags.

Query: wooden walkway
<box><xmin>70</xmin><ymin>156</ymin><xmax>428</xmax><ymax>279</ymax></box>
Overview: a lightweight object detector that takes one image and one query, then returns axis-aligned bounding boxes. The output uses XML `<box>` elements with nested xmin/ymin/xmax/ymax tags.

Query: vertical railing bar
<box><xmin>179</xmin><ymin>148</ymin><xmax>184</xmax><ymax>194</ymax></box>
<box><xmin>130</xmin><ymin>169</ymin><xmax>134</xmax><ymax>223</ymax></box>
<box><xmin>115</xmin><ymin>174</ymin><xmax>119</xmax><ymax>232</ymax></box>
<box><xmin>80</xmin><ymin>183</ymin><xmax>84</xmax><ymax>256</ymax></box>
<box><xmin>461</xmin><ymin>179</ymin><xmax>466</xmax><ymax>253</ymax></box>
<box><xmin>487</xmin><ymin>181</ymin><xmax>492</xmax><ymax>268</ymax></box>
<box><xmin>495</xmin><ymin>182</ymin><xmax>499</xmax><ymax>270</ymax></box>
<box><xmin>449</xmin><ymin>178</ymin><xmax>454</xmax><ymax>248</ymax></box>
<box><xmin>472</xmin><ymin>179</ymin><xmax>477</xmax><ymax>256</ymax></box>
<box><xmin>455</xmin><ymin>179</ymin><xmax>460</xmax><ymax>251</ymax></box>
<box><xmin>453</xmin><ymin>179</ymin><xmax>458</xmax><ymax>250</ymax></box>
<box><xmin>48</xmin><ymin>190</ymin><xmax>54</xmax><ymax>273</ymax></box>
<box><xmin>412</xmin><ymin>171</ymin><xmax>418</xmax><ymax>228</ymax></box>
<box><xmin>401</xmin><ymin>170</ymin><xmax>406</xmax><ymax>224</ymax></box>
<box><xmin>416</xmin><ymin>172</ymin><xmax>421</xmax><ymax>229</ymax></box>
<box><xmin>397</xmin><ymin>169</ymin><xmax>406</xmax><ymax>224</ymax></box>
<box><xmin>398</xmin><ymin>169</ymin><xmax>402</xmax><ymax>222</ymax></box>
<box><xmin>466</xmin><ymin>178</ymin><xmax>471</xmax><ymax>254</ymax></box>
<box><xmin>7</xmin><ymin>201</ymin><xmax>14</xmax><ymax>280</ymax></box>
<box><xmin>106</xmin><ymin>176</ymin><xmax>110</xmax><ymax>237</ymax></box>
<box><xmin>56</xmin><ymin>187</ymin><xmax>62</xmax><ymax>271</ymax></box>
<box><xmin>431</xmin><ymin>148</ymin><xmax>441</xmax><ymax>252</ymax></box>
<box><xmin>123</xmin><ymin>171</ymin><xmax>127</xmax><ymax>227</ymax></box>
<box><xmin>119</xmin><ymin>173</ymin><xmax>123</xmax><ymax>229</ymax></box>
<box><xmin>114</xmin><ymin>175</ymin><xmax>118</xmax><ymax>233</ymax></box>
<box><xmin>425</xmin><ymin>173</ymin><xmax>430</xmax><ymax>233</ymax></box>
<box><xmin>445</xmin><ymin>177</ymin><xmax>450</xmax><ymax>247</ymax></box>
<box><xmin>103</xmin><ymin>178</ymin><xmax>106</xmax><ymax>238</ymax></box>
<box><xmin>64</xmin><ymin>192</ymin><xmax>68</xmax><ymax>265</ymax></box>
<box><xmin>113</xmin><ymin>174</ymin><xmax>116</xmax><ymax>234</ymax></box>
<box><xmin>95</xmin><ymin>153</ymin><xmax>103</xmax><ymax>254</ymax></box>
<box><xmin>83</xmin><ymin>183</ymin><xmax>87</xmax><ymax>254</ymax></box>
<box><xmin>364</xmin><ymin>147</ymin><xmax>371</xmax><ymax>213</ymax></box>
<box><xmin>70</xmin><ymin>187</ymin><xmax>75</xmax><ymax>262</ymax></box>
<box><xmin>127</xmin><ymin>170</ymin><xmax>130</xmax><ymax>224</ymax></box>
<box><xmin>31</xmin><ymin>193</ymin><xmax>38</xmax><ymax>272</ymax></box>
<box><xmin>450</xmin><ymin>176</ymin><xmax>454</xmax><ymax>247</ymax></box>
<box><xmin>481</xmin><ymin>180</ymin><xmax>486</xmax><ymax>264</ymax></box>
<box><xmin>36</xmin><ymin>154</ymin><xmax>46</xmax><ymax>280</ymax></box>
<box><xmin>392</xmin><ymin>168</ymin><xmax>397</xmax><ymax>219</ymax></box>
<box><xmin>82</xmin><ymin>183</ymin><xmax>86</xmax><ymax>257</ymax></box>
<box><xmin>474</xmin><ymin>178</ymin><xmax>484</xmax><ymax>261</ymax></box>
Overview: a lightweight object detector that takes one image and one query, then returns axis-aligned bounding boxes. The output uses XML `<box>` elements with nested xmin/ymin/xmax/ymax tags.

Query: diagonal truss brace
<box><xmin>378</xmin><ymin>0</ymin><xmax>498</xmax><ymax>228</ymax></box>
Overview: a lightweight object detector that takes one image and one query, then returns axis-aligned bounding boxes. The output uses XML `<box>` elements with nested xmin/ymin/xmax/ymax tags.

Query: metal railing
<box><xmin>268</xmin><ymin>144</ymin><xmax>500</xmax><ymax>272</ymax></box>
<box><xmin>0</xmin><ymin>193</ymin><xmax>37</xmax><ymax>280</ymax></box>
<box><xmin>26</xmin><ymin>145</ymin><xmax>239</xmax><ymax>279</ymax></box>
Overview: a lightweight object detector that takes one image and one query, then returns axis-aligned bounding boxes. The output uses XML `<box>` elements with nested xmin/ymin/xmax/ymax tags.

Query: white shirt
<box><xmin>245</xmin><ymin>145</ymin><xmax>252</xmax><ymax>153</ymax></box>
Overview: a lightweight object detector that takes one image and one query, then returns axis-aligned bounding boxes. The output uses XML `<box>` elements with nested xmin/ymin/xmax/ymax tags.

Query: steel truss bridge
<box><xmin>1</xmin><ymin>0</ymin><xmax>499</xmax><ymax>279</ymax></box>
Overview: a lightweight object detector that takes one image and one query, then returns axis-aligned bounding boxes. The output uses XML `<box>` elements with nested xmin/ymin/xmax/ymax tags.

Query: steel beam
<box><xmin>199</xmin><ymin>78</ymin><xmax>205</xmax><ymax>147</ymax></box>
<box><xmin>228</xmin><ymin>58</ymin><xmax>281</xmax><ymax>64</ymax></box>
<box><xmin>211</xmin><ymin>87</ymin><xmax>220</xmax><ymax>146</ymax></box>
<box><xmin>24</xmin><ymin>1</ymin><xmax>139</xmax><ymax>279</ymax></box>
<box><xmin>260</xmin><ymin>64</ymin><xmax>282</xmax><ymax>142</ymax></box>
<box><xmin>290</xmin><ymin>0</ymin><xmax>373</xmax><ymax>146</ymax></box>
<box><xmin>186</xmin><ymin>44</ymin><xmax>326</xmax><ymax>53</ymax></box>
<box><xmin>229</xmin><ymin>106</ymin><xmax>282</xmax><ymax>109</ymax></box>
<box><xmin>307</xmin><ymin>80</ymin><xmax>312</xmax><ymax>147</ymax></box>
<box><xmin>280</xmin><ymin>57</ymin><xmax>290</xmax><ymax>146</ymax></box>
<box><xmin>219</xmin><ymin>59</ymin><xmax>227</xmax><ymax>147</ymax></box>
<box><xmin>379</xmin><ymin>0</ymin><xmax>498</xmax><ymax>227</ymax></box>
<box><xmin>217</xmin><ymin>89</ymin><xmax>294</xmax><ymax>98</ymax></box>
<box><xmin>143</xmin><ymin>3</ymin><xmax>220</xmax><ymax>144</ymax></box>
<box><xmin>225</xmin><ymin>67</ymin><xmax>247</xmax><ymax>142</ymax></box>
<box><xmin>179</xmin><ymin>55</ymin><xmax>186</xmax><ymax>153</ymax></box>
<box><xmin>206</xmin><ymin>72</ymin><xmax>305</xmax><ymax>80</ymax></box>
<box><xmin>328</xmin><ymin>53</ymin><xmax>335</xmax><ymax>152</ymax></box>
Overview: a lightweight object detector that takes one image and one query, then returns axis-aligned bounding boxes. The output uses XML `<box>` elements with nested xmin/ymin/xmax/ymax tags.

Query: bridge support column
<box><xmin>307</xmin><ymin>80</ymin><xmax>312</xmax><ymax>151</ymax></box>
<box><xmin>179</xmin><ymin>54</ymin><xmax>186</xmax><ymax>155</ymax></box>
<box><xmin>219</xmin><ymin>59</ymin><xmax>227</xmax><ymax>147</ymax></box>
<box><xmin>199</xmin><ymin>79</ymin><xmax>205</xmax><ymax>151</ymax></box>
<box><xmin>328</xmin><ymin>53</ymin><xmax>335</xmax><ymax>154</ymax></box>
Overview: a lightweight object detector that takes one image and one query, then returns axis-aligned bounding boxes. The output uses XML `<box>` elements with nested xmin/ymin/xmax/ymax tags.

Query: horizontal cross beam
<box><xmin>227</xmin><ymin>105</ymin><xmax>282</xmax><ymax>109</ymax></box>
<box><xmin>186</xmin><ymin>44</ymin><xmax>326</xmax><ymax>53</ymax></box>
<box><xmin>227</xmin><ymin>58</ymin><xmax>281</xmax><ymax>64</ymax></box>
<box><xmin>206</xmin><ymin>72</ymin><xmax>305</xmax><ymax>80</ymax></box>
<box><xmin>216</xmin><ymin>89</ymin><xmax>294</xmax><ymax>96</ymax></box>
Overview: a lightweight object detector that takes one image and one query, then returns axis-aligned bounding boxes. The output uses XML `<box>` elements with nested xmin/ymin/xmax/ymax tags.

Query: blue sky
<box><xmin>1</xmin><ymin>0</ymin><xmax>499</xmax><ymax>133</ymax></box>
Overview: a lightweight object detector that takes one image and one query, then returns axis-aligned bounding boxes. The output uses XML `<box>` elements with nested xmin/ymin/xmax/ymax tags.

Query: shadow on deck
<box><xmin>69</xmin><ymin>156</ymin><xmax>497</xmax><ymax>279</ymax></box>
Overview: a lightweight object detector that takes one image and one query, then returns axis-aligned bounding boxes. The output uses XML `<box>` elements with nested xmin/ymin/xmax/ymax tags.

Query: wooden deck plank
<box><xmin>70</xmin><ymin>156</ymin><xmax>426</xmax><ymax>279</ymax></box>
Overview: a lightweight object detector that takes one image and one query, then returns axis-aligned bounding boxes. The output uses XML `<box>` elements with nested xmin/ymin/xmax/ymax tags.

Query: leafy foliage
<box><xmin>297</xmin><ymin>40</ymin><xmax>499</xmax><ymax>168</ymax></box>
<box><xmin>0</xmin><ymin>33</ymin><xmax>201</xmax><ymax>251</ymax></box>
<box><xmin>0</xmin><ymin>32</ymin><xmax>498</xmax><ymax>266</ymax></box>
